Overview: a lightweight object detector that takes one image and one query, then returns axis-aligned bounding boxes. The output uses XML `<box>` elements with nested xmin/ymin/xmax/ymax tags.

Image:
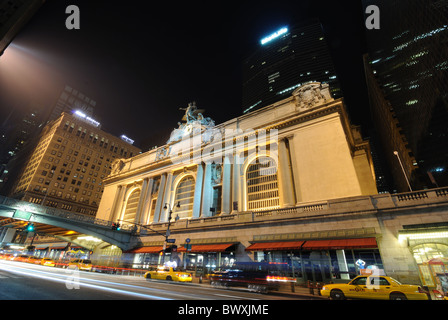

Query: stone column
<box><xmin>201</xmin><ymin>162</ymin><xmax>213</xmax><ymax>217</ymax></box>
<box><xmin>192</xmin><ymin>163</ymin><xmax>204</xmax><ymax>218</ymax></box>
<box><xmin>109</xmin><ymin>185</ymin><xmax>123</xmax><ymax>221</ymax></box>
<box><xmin>135</xmin><ymin>178</ymin><xmax>148</xmax><ymax>224</ymax></box>
<box><xmin>277</xmin><ymin>138</ymin><xmax>295</xmax><ymax>207</ymax></box>
<box><xmin>140</xmin><ymin>178</ymin><xmax>154</xmax><ymax>225</ymax></box>
<box><xmin>160</xmin><ymin>172</ymin><xmax>173</xmax><ymax>221</ymax></box>
<box><xmin>286</xmin><ymin>135</ymin><xmax>302</xmax><ymax>204</ymax></box>
<box><xmin>113</xmin><ymin>185</ymin><xmax>128</xmax><ymax>222</ymax></box>
<box><xmin>153</xmin><ymin>173</ymin><xmax>167</xmax><ymax>222</ymax></box>
<box><xmin>221</xmin><ymin>155</ymin><xmax>232</xmax><ymax>214</ymax></box>
<box><xmin>231</xmin><ymin>152</ymin><xmax>242</xmax><ymax>213</ymax></box>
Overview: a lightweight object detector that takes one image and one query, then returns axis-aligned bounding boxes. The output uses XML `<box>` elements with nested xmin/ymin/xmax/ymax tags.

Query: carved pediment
<box><xmin>292</xmin><ymin>82</ymin><xmax>334</xmax><ymax>111</ymax></box>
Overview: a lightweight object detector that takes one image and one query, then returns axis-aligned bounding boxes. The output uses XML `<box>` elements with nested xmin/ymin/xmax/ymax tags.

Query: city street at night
<box><xmin>1</xmin><ymin>0</ymin><xmax>447</xmax><ymax>313</ymax></box>
<box><xmin>0</xmin><ymin>260</ymin><xmax>316</xmax><ymax>301</ymax></box>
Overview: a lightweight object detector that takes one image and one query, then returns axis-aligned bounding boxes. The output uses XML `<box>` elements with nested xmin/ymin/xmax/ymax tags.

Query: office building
<box><xmin>10</xmin><ymin>111</ymin><xmax>141</xmax><ymax>216</ymax></box>
<box><xmin>362</xmin><ymin>0</ymin><xmax>448</xmax><ymax>189</ymax></box>
<box><xmin>46</xmin><ymin>85</ymin><xmax>97</xmax><ymax>124</ymax></box>
<box><xmin>242</xmin><ymin>21</ymin><xmax>342</xmax><ymax>114</ymax></box>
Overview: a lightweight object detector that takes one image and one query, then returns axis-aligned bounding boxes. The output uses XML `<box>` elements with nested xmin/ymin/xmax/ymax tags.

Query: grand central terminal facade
<box><xmin>95</xmin><ymin>83</ymin><xmax>448</xmax><ymax>286</ymax></box>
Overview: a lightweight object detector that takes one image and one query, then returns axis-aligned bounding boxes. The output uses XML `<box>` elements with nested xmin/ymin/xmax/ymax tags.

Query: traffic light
<box><xmin>26</xmin><ymin>223</ymin><xmax>34</xmax><ymax>232</ymax></box>
<box><xmin>112</xmin><ymin>222</ymin><xmax>121</xmax><ymax>231</ymax></box>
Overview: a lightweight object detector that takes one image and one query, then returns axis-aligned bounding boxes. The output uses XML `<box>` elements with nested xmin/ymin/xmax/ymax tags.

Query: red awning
<box><xmin>302</xmin><ymin>238</ymin><xmax>377</xmax><ymax>250</ymax></box>
<box><xmin>127</xmin><ymin>246</ymin><xmax>164</xmax><ymax>254</ymax></box>
<box><xmin>245</xmin><ymin>241</ymin><xmax>305</xmax><ymax>251</ymax></box>
<box><xmin>177</xmin><ymin>243</ymin><xmax>235</xmax><ymax>253</ymax></box>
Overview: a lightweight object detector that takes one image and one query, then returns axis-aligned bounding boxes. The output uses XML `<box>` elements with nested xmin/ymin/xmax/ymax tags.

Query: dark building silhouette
<box><xmin>242</xmin><ymin>20</ymin><xmax>342</xmax><ymax>114</ymax></box>
<box><xmin>362</xmin><ymin>0</ymin><xmax>448</xmax><ymax>190</ymax></box>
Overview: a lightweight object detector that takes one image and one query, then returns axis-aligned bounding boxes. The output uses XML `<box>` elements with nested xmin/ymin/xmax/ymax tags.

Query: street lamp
<box><xmin>393</xmin><ymin>151</ymin><xmax>413</xmax><ymax>192</ymax></box>
<box><xmin>161</xmin><ymin>202</ymin><xmax>180</xmax><ymax>264</ymax></box>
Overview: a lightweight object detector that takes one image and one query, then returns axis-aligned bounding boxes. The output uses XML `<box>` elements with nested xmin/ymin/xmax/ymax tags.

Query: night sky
<box><xmin>0</xmin><ymin>0</ymin><xmax>369</xmax><ymax>151</ymax></box>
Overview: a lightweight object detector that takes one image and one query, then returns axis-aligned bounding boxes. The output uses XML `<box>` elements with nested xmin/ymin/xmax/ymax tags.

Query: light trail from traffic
<box><xmin>0</xmin><ymin>260</ymin><xmax>172</xmax><ymax>300</ymax></box>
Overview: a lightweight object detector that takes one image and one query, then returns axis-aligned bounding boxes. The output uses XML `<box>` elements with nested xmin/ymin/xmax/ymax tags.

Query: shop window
<box><xmin>413</xmin><ymin>243</ymin><xmax>448</xmax><ymax>264</ymax></box>
<box><xmin>246</xmin><ymin>156</ymin><xmax>279</xmax><ymax>211</ymax></box>
<box><xmin>174</xmin><ymin>176</ymin><xmax>195</xmax><ymax>219</ymax></box>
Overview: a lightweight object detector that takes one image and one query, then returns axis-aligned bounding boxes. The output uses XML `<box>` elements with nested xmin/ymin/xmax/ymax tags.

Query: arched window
<box><xmin>174</xmin><ymin>176</ymin><xmax>195</xmax><ymax>219</ymax></box>
<box><xmin>246</xmin><ymin>156</ymin><xmax>279</xmax><ymax>211</ymax></box>
<box><xmin>122</xmin><ymin>188</ymin><xmax>141</xmax><ymax>223</ymax></box>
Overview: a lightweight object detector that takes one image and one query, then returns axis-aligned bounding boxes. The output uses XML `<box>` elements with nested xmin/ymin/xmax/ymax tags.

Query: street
<box><xmin>0</xmin><ymin>260</ymin><xmax>312</xmax><ymax>300</ymax></box>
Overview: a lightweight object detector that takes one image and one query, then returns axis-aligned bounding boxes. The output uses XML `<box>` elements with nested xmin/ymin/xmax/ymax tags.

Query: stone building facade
<box><xmin>95</xmin><ymin>82</ymin><xmax>448</xmax><ymax>288</ymax></box>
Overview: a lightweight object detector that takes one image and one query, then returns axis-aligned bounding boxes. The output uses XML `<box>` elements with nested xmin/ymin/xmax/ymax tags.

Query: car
<box><xmin>13</xmin><ymin>254</ymin><xmax>30</xmax><ymax>262</ymax></box>
<box><xmin>67</xmin><ymin>259</ymin><xmax>93</xmax><ymax>271</ymax></box>
<box><xmin>320</xmin><ymin>275</ymin><xmax>429</xmax><ymax>300</ymax></box>
<box><xmin>209</xmin><ymin>262</ymin><xmax>296</xmax><ymax>293</ymax></box>
<box><xmin>26</xmin><ymin>256</ymin><xmax>43</xmax><ymax>264</ymax></box>
<box><xmin>144</xmin><ymin>266</ymin><xmax>192</xmax><ymax>282</ymax></box>
<box><xmin>40</xmin><ymin>258</ymin><xmax>56</xmax><ymax>267</ymax></box>
<box><xmin>1</xmin><ymin>254</ymin><xmax>15</xmax><ymax>260</ymax></box>
<box><xmin>0</xmin><ymin>253</ymin><xmax>13</xmax><ymax>260</ymax></box>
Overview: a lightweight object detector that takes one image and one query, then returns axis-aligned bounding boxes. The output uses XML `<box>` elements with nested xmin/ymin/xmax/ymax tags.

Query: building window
<box><xmin>246</xmin><ymin>156</ymin><xmax>279</xmax><ymax>211</ymax></box>
<box><xmin>122</xmin><ymin>188</ymin><xmax>141</xmax><ymax>223</ymax></box>
<box><xmin>412</xmin><ymin>243</ymin><xmax>448</xmax><ymax>264</ymax></box>
<box><xmin>174</xmin><ymin>176</ymin><xmax>195</xmax><ymax>219</ymax></box>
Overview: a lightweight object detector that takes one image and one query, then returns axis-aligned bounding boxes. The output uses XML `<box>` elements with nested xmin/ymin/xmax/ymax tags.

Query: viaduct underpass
<box><xmin>0</xmin><ymin>195</ymin><xmax>141</xmax><ymax>252</ymax></box>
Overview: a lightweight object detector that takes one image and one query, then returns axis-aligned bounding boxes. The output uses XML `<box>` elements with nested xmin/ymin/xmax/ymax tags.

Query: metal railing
<box><xmin>0</xmin><ymin>195</ymin><xmax>133</xmax><ymax>231</ymax></box>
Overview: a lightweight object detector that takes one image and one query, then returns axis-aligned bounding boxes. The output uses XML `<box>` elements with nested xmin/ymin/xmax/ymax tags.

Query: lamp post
<box><xmin>393</xmin><ymin>151</ymin><xmax>413</xmax><ymax>192</ymax></box>
<box><xmin>161</xmin><ymin>202</ymin><xmax>180</xmax><ymax>265</ymax></box>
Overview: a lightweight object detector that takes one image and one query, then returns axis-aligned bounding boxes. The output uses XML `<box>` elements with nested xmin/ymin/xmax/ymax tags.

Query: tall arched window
<box><xmin>122</xmin><ymin>188</ymin><xmax>141</xmax><ymax>223</ymax></box>
<box><xmin>246</xmin><ymin>156</ymin><xmax>279</xmax><ymax>211</ymax></box>
<box><xmin>174</xmin><ymin>176</ymin><xmax>195</xmax><ymax>219</ymax></box>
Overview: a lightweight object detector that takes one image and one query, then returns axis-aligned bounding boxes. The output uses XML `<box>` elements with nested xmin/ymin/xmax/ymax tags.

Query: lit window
<box><xmin>174</xmin><ymin>176</ymin><xmax>195</xmax><ymax>219</ymax></box>
<box><xmin>246</xmin><ymin>157</ymin><xmax>279</xmax><ymax>211</ymax></box>
<box><xmin>122</xmin><ymin>188</ymin><xmax>141</xmax><ymax>223</ymax></box>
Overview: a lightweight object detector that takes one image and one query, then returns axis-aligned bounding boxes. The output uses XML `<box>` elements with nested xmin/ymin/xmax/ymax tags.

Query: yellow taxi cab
<box><xmin>67</xmin><ymin>259</ymin><xmax>93</xmax><ymax>271</ymax></box>
<box><xmin>321</xmin><ymin>275</ymin><xmax>429</xmax><ymax>300</ymax></box>
<box><xmin>40</xmin><ymin>258</ymin><xmax>56</xmax><ymax>267</ymax></box>
<box><xmin>0</xmin><ymin>253</ymin><xmax>13</xmax><ymax>260</ymax></box>
<box><xmin>14</xmin><ymin>254</ymin><xmax>30</xmax><ymax>262</ymax></box>
<box><xmin>144</xmin><ymin>266</ymin><xmax>192</xmax><ymax>282</ymax></box>
<box><xmin>26</xmin><ymin>256</ymin><xmax>43</xmax><ymax>264</ymax></box>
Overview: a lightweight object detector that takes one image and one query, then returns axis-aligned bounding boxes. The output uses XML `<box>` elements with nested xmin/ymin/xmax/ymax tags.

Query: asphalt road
<box><xmin>0</xmin><ymin>260</ymin><xmax>305</xmax><ymax>300</ymax></box>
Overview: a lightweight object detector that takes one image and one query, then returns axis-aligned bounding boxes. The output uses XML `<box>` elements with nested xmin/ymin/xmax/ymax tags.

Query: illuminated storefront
<box><xmin>398</xmin><ymin>223</ymin><xmax>448</xmax><ymax>297</ymax></box>
<box><xmin>246</xmin><ymin>238</ymin><xmax>383</xmax><ymax>283</ymax></box>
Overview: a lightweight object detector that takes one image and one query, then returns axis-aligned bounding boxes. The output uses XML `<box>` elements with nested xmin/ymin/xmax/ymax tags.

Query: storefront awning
<box><xmin>302</xmin><ymin>237</ymin><xmax>377</xmax><ymax>250</ymax></box>
<box><xmin>126</xmin><ymin>246</ymin><xmax>164</xmax><ymax>254</ymax></box>
<box><xmin>245</xmin><ymin>241</ymin><xmax>305</xmax><ymax>251</ymax></box>
<box><xmin>178</xmin><ymin>243</ymin><xmax>235</xmax><ymax>253</ymax></box>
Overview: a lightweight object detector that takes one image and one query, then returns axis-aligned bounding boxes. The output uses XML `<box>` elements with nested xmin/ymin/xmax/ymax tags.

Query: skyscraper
<box><xmin>362</xmin><ymin>0</ymin><xmax>448</xmax><ymax>189</ymax></box>
<box><xmin>46</xmin><ymin>85</ymin><xmax>97</xmax><ymax>125</ymax></box>
<box><xmin>10</xmin><ymin>111</ymin><xmax>140</xmax><ymax>216</ymax></box>
<box><xmin>242</xmin><ymin>20</ymin><xmax>342</xmax><ymax>114</ymax></box>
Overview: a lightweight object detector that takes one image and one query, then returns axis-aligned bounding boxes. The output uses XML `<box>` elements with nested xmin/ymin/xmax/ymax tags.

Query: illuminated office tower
<box><xmin>46</xmin><ymin>85</ymin><xmax>97</xmax><ymax>125</ymax></box>
<box><xmin>242</xmin><ymin>20</ymin><xmax>342</xmax><ymax>114</ymax></box>
<box><xmin>10</xmin><ymin>111</ymin><xmax>140</xmax><ymax>216</ymax></box>
<box><xmin>362</xmin><ymin>0</ymin><xmax>448</xmax><ymax>189</ymax></box>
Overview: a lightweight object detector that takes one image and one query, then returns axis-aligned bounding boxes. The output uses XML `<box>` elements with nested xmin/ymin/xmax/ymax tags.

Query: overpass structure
<box><xmin>0</xmin><ymin>195</ymin><xmax>141</xmax><ymax>251</ymax></box>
